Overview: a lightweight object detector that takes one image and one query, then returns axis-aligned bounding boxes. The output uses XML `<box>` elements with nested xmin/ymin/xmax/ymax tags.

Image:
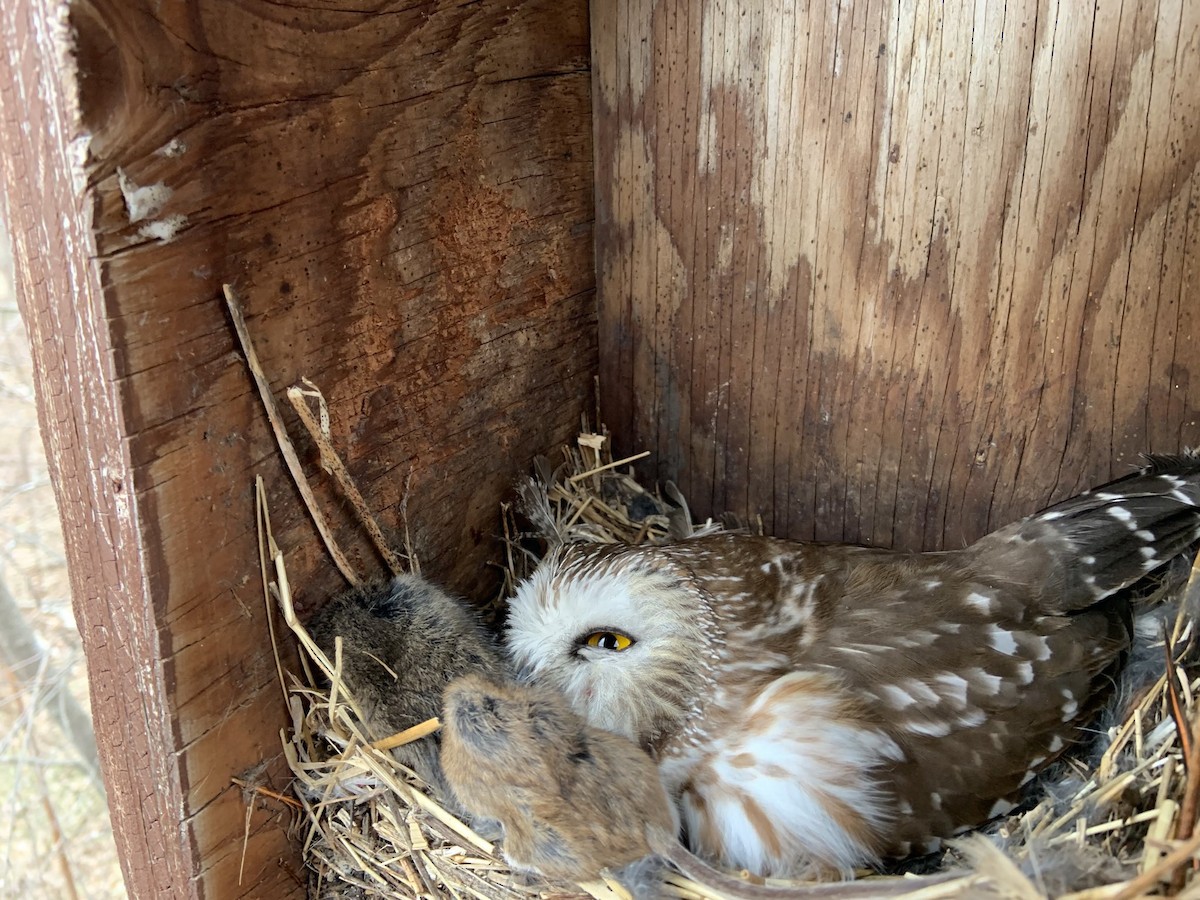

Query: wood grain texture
<box><xmin>2</xmin><ymin>0</ymin><xmax>594</xmax><ymax>897</ymax></box>
<box><xmin>595</xmin><ymin>0</ymin><xmax>1200</xmax><ymax>550</ymax></box>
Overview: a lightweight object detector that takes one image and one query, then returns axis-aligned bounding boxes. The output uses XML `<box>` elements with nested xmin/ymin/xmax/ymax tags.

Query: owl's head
<box><xmin>505</xmin><ymin>543</ymin><xmax>722</xmax><ymax>751</ymax></box>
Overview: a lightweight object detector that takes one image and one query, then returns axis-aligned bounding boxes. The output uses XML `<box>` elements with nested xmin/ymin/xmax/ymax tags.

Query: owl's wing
<box><xmin>678</xmin><ymin>670</ymin><xmax>902</xmax><ymax>877</ymax></box>
<box><xmin>802</xmin><ymin>551</ymin><xmax>1132</xmax><ymax>848</ymax></box>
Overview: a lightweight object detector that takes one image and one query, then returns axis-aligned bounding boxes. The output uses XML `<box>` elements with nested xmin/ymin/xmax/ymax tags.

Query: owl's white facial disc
<box><xmin>506</xmin><ymin>545</ymin><xmax>720</xmax><ymax>748</ymax></box>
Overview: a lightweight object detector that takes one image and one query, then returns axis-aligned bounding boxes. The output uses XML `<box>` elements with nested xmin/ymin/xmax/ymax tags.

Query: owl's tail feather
<box><xmin>1029</xmin><ymin>452</ymin><xmax>1200</xmax><ymax>603</ymax></box>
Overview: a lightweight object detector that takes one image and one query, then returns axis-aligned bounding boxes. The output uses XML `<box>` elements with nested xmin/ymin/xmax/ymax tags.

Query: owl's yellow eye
<box><xmin>584</xmin><ymin>631</ymin><xmax>634</xmax><ymax>651</ymax></box>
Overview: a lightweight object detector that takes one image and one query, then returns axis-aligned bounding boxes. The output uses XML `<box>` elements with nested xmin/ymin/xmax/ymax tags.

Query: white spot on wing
<box><xmin>967</xmin><ymin>667</ymin><xmax>1003</xmax><ymax>696</ymax></box>
<box><xmin>955</xmin><ymin>708</ymin><xmax>986</xmax><ymax>728</ymax></box>
<box><xmin>933</xmin><ymin>673</ymin><xmax>970</xmax><ymax>706</ymax></box>
<box><xmin>964</xmin><ymin>592</ymin><xmax>995</xmax><ymax>614</ymax></box>
<box><xmin>880</xmin><ymin>684</ymin><xmax>919</xmax><ymax>710</ymax></box>
<box><xmin>1107</xmin><ymin>506</ymin><xmax>1136</xmax><ymax>527</ymax></box>
<box><xmin>1060</xmin><ymin>689</ymin><xmax>1079</xmax><ymax>720</ymax></box>
<box><xmin>987</xmin><ymin>799</ymin><xmax>1016</xmax><ymax>818</ymax></box>
<box><xmin>987</xmin><ymin>625</ymin><xmax>1018</xmax><ymax>656</ymax></box>
<box><xmin>906</xmin><ymin>718</ymin><xmax>953</xmax><ymax>737</ymax></box>
<box><xmin>900</xmin><ymin>679</ymin><xmax>940</xmax><ymax>704</ymax></box>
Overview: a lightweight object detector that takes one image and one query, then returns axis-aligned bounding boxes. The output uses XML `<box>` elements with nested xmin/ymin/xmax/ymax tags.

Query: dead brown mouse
<box><xmin>440</xmin><ymin>675</ymin><xmax>940</xmax><ymax>898</ymax></box>
<box><xmin>306</xmin><ymin>574</ymin><xmax>509</xmax><ymax>802</ymax></box>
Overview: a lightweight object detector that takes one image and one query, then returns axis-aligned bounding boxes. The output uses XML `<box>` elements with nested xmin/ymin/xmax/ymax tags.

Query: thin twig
<box><xmin>567</xmin><ymin>450</ymin><xmax>650</xmax><ymax>484</ymax></box>
<box><xmin>223</xmin><ymin>284</ymin><xmax>360</xmax><ymax>587</ymax></box>
<box><xmin>231</xmin><ymin>776</ymin><xmax>303</xmax><ymax>810</ymax></box>
<box><xmin>286</xmin><ymin>383</ymin><xmax>408</xmax><ymax>576</ymax></box>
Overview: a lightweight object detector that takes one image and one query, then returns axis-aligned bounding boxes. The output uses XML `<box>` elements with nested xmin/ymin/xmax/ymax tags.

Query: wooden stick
<box><xmin>223</xmin><ymin>284</ymin><xmax>360</xmax><ymax>587</ymax></box>
<box><xmin>371</xmin><ymin>717</ymin><xmax>442</xmax><ymax>752</ymax></box>
<box><xmin>286</xmin><ymin>383</ymin><xmax>408</xmax><ymax>577</ymax></box>
<box><xmin>568</xmin><ymin>450</ymin><xmax>651</xmax><ymax>484</ymax></box>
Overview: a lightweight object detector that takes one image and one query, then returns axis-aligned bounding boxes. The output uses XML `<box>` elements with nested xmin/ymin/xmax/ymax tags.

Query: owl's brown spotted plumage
<box><xmin>505</xmin><ymin>454</ymin><xmax>1200</xmax><ymax>877</ymax></box>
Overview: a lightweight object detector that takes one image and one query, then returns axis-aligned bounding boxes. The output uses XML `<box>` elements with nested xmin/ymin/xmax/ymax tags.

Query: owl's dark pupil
<box><xmin>597</xmin><ymin>632</ymin><xmax>620</xmax><ymax>650</ymax></box>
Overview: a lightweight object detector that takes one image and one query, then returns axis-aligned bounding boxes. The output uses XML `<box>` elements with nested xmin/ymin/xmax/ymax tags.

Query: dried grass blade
<box><xmin>256</xmin><ymin>475</ymin><xmax>291</xmax><ymax>710</ymax></box>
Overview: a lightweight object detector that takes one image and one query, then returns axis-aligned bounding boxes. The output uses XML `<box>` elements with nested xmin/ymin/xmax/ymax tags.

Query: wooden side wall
<box><xmin>0</xmin><ymin>0</ymin><xmax>595</xmax><ymax>896</ymax></box>
<box><xmin>595</xmin><ymin>0</ymin><xmax>1200</xmax><ymax>549</ymax></box>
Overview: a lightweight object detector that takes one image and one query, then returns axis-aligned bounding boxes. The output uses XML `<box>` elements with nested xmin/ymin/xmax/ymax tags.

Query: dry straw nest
<box><xmin>252</xmin><ymin>426</ymin><xmax>1200</xmax><ymax>900</ymax></box>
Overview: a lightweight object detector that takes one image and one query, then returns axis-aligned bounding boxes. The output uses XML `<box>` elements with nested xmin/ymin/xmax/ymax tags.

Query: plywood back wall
<box><xmin>594</xmin><ymin>0</ymin><xmax>1200</xmax><ymax>550</ymax></box>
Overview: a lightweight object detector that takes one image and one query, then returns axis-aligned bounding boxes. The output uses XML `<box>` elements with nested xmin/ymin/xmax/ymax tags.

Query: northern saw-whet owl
<box><xmin>506</xmin><ymin>454</ymin><xmax>1200</xmax><ymax>878</ymax></box>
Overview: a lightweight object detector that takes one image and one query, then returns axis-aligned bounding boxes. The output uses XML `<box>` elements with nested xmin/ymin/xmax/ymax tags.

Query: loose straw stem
<box><xmin>568</xmin><ymin>450</ymin><xmax>651</xmax><ymax>484</ymax></box>
<box><xmin>256</xmin><ymin>475</ymin><xmax>291</xmax><ymax>710</ymax></box>
<box><xmin>371</xmin><ymin>717</ymin><xmax>442</xmax><ymax>752</ymax></box>
<box><xmin>1169</xmin><ymin>549</ymin><xmax>1200</xmax><ymax>893</ymax></box>
<box><xmin>286</xmin><ymin>385</ymin><xmax>407</xmax><ymax>576</ymax></box>
<box><xmin>1110</xmin><ymin>830</ymin><xmax>1200</xmax><ymax>900</ymax></box>
<box><xmin>224</xmin><ymin>285</ymin><xmax>360</xmax><ymax>587</ymax></box>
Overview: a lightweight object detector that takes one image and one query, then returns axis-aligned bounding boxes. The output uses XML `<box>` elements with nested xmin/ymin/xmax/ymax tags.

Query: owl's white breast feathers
<box><xmin>679</xmin><ymin>671</ymin><xmax>903</xmax><ymax>877</ymax></box>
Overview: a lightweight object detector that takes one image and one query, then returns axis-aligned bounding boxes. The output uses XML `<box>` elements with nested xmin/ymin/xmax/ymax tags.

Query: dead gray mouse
<box><xmin>306</xmin><ymin>573</ymin><xmax>509</xmax><ymax>801</ymax></box>
<box><xmin>440</xmin><ymin>674</ymin><xmax>939</xmax><ymax>898</ymax></box>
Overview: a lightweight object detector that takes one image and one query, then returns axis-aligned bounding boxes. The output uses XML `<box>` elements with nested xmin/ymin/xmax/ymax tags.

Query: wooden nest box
<box><xmin>2</xmin><ymin>1</ymin><xmax>1198</xmax><ymax>897</ymax></box>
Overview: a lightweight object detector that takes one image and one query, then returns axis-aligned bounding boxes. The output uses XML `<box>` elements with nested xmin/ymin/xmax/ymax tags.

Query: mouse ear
<box><xmin>444</xmin><ymin>691</ymin><xmax>508</xmax><ymax>754</ymax></box>
<box><xmin>527</xmin><ymin>696</ymin><xmax>569</xmax><ymax>743</ymax></box>
<box><xmin>361</xmin><ymin>580</ymin><xmax>419</xmax><ymax>621</ymax></box>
